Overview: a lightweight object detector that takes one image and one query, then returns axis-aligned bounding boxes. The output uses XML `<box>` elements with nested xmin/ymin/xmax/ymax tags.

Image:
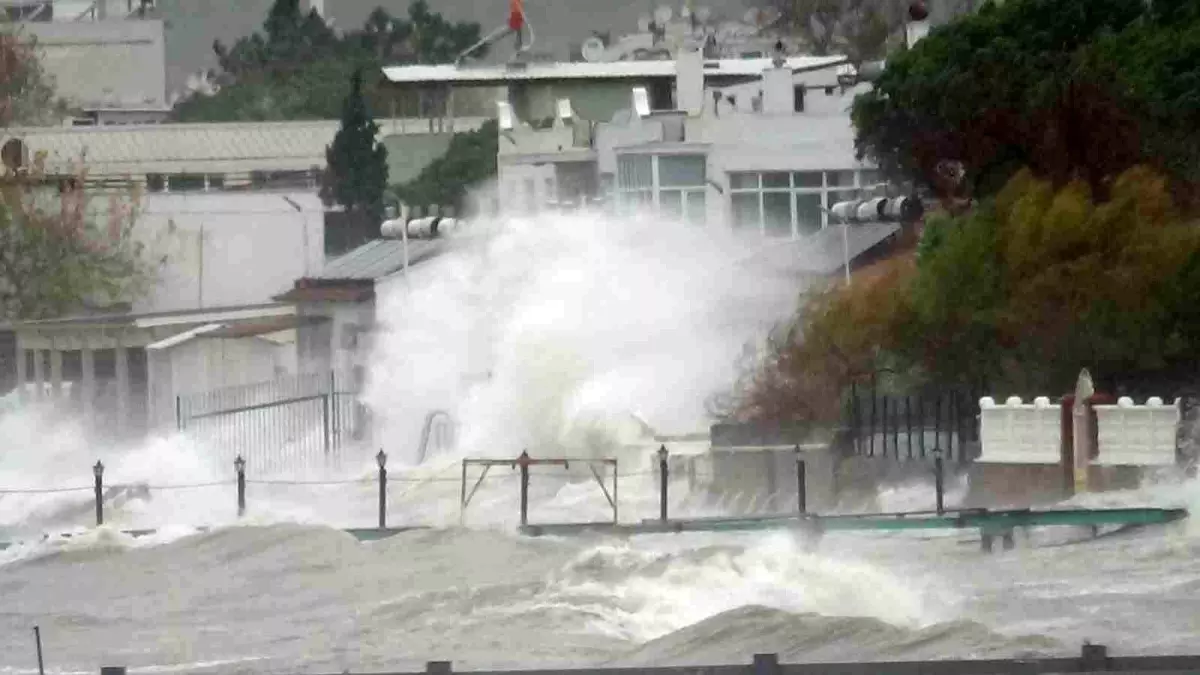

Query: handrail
<box><xmin>417</xmin><ymin>410</ymin><xmax>456</xmax><ymax>463</ymax></box>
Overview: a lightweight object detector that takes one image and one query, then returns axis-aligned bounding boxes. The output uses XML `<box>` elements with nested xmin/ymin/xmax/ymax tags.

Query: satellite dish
<box><xmin>581</xmin><ymin>36</ymin><xmax>606</xmax><ymax>62</ymax></box>
<box><xmin>654</xmin><ymin>5</ymin><xmax>673</xmax><ymax>25</ymax></box>
<box><xmin>637</xmin><ymin>14</ymin><xmax>652</xmax><ymax>32</ymax></box>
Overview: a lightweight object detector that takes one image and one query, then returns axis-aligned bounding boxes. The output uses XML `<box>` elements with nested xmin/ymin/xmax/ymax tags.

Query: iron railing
<box><xmin>175</xmin><ymin>370</ymin><xmax>365</xmax><ymax>474</ymax></box>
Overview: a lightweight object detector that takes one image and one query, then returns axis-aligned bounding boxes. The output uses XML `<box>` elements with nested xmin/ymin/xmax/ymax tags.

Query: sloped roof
<box><xmin>0</xmin><ymin>117</ymin><xmax>489</xmax><ymax>175</ymax></box>
<box><xmin>317</xmin><ymin>238</ymin><xmax>446</xmax><ymax>281</ymax></box>
<box><xmin>742</xmin><ymin>223</ymin><xmax>901</xmax><ymax>277</ymax></box>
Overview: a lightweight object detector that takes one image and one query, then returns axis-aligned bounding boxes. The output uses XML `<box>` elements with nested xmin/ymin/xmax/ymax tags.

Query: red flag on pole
<box><xmin>509</xmin><ymin>0</ymin><xmax>525</xmax><ymax>31</ymax></box>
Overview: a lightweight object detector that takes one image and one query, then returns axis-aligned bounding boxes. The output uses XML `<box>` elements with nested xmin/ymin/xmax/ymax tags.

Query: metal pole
<box><xmin>842</xmin><ymin>222</ymin><xmax>850</xmax><ymax>284</ymax></box>
<box><xmin>33</xmin><ymin>626</ymin><xmax>44</xmax><ymax>675</ymax></box>
<box><xmin>795</xmin><ymin>445</ymin><xmax>806</xmax><ymax>514</ymax></box>
<box><xmin>459</xmin><ymin>459</ymin><xmax>468</xmax><ymax>525</ymax></box>
<box><xmin>657</xmin><ymin>445</ymin><xmax>669</xmax><ymax>522</ymax></box>
<box><xmin>235</xmin><ymin>456</ymin><xmax>246</xmax><ymax>517</ymax></box>
<box><xmin>518</xmin><ymin>451</ymin><xmax>530</xmax><ymax>527</ymax></box>
<box><xmin>377</xmin><ymin>450</ymin><xmax>388</xmax><ymax>529</ymax></box>
<box><xmin>934</xmin><ymin>449</ymin><xmax>945</xmax><ymax>515</ymax></box>
<box><xmin>321</xmin><ymin>392</ymin><xmax>331</xmax><ymax>458</ymax></box>
<box><xmin>175</xmin><ymin>395</ymin><xmax>182</xmax><ymax>432</ymax></box>
<box><xmin>93</xmin><ymin>461</ymin><xmax>104</xmax><ymax>526</ymax></box>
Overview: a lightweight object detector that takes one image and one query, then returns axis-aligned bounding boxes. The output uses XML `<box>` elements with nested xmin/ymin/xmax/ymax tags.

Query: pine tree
<box><xmin>320</xmin><ymin>69</ymin><xmax>389</xmax><ymax>218</ymax></box>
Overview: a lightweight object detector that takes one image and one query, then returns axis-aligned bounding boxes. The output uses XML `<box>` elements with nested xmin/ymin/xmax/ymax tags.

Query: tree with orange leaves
<box><xmin>0</xmin><ymin>31</ymin><xmax>162</xmax><ymax>321</ymax></box>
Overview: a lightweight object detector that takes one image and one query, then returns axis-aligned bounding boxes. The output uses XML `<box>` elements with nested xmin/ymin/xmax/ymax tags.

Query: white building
<box><xmin>382</xmin><ymin>47</ymin><xmax>908</xmax><ymax>276</ymax></box>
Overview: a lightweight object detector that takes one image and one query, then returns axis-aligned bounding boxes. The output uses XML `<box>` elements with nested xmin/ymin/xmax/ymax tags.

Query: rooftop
<box><xmin>381</xmin><ymin>55</ymin><xmax>848</xmax><ymax>85</ymax></box>
<box><xmin>0</xmin><ymin>117</ymin><xmax>489</xmax><ymax>175</ymax></box>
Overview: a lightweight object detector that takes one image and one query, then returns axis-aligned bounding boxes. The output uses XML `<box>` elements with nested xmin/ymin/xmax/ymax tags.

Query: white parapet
<box><xmin>978</xmin><ymin>396</ymin><xmax>1062</xmax><ymax>464</ymax></box>
<box><xmin>1093</xmin><ymin>397</ymin><xmax>1179</xmax><ymax>467</ymax></box>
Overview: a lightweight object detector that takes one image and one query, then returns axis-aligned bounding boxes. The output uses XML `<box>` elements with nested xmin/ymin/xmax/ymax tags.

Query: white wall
<box><xmin>146</xmin><ymin>333</ymin><xmax>297</xmax><ymax>430</ymax></box>
<box><xmin>137</xmin><ymin>191</ymin><xmax>325</xmax><ymax>313</ymax></box>
<box><xmin>296</xmin><ymin>300</ymin><xmax>375</xmax><ymax>376</ymax></box>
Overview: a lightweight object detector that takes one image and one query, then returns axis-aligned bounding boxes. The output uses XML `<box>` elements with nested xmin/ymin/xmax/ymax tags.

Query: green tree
<box><xmin>757</xmin><ymin>0</ymin><xmax>897</xmax><ymax>63</ymax></box>
<box><xmin>850</xmin><ymin>0</ymin><xmax>1153</xmax><ymax>200</ymax></box>
<box><xmin>1</xmin><ymin>32</ymin><xmax>158</xmax><ymax>320</ymax></box>
<box><xmin>320</xmin><ymin>69</ymin><xmax>389</xmax><ymax>219</ymax></box>
<box><xmin>172</xmin><ymin>0</ymin><xmax>484</xmax><ymax>122</ymax></box>
<box><xmin>392</xmin><ymin>119</ymin><xmax>497</xmax><ymax>212</ymax></box>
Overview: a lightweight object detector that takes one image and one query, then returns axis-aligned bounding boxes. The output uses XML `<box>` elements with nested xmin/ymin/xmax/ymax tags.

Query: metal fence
<box><xmin>175</xmin><ymin>371</ymin><xmax>365</xmax><ymax>474</ymax></box>
<box><xmin>846</xmin><ymin>385</ymin><xmax>982</xmax><ymax>463</ymax></box>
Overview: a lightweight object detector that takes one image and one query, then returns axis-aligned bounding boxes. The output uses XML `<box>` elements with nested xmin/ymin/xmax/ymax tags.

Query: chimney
<box><xmin>761</xmin><ymin>64</ymin><xmax>793</xmax><ymax>114</ymax></box>
<box><xmin>675</xmin><ymin>44</ymin><xmax>703</xmax><ymax>115</ymax></box>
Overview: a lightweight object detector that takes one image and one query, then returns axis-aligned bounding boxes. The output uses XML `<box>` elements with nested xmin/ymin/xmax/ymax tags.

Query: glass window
<box><xmin>792</xmin><ymin>171</ymin><xmax>823</xmax><ymax>188</ymax></box>
<box><xmin>731</xmin><ymin>193</ymin><xmax>760</xmax><ymax>231</ymax></box>
<box><xmin>826</xmin><ymin>170</ymin><xmax>856</xmax><ymax>187</ymax></box>
<box><xmin>660</xmin><ymin>189</ymin><xmax>685</xmax><ymax>221</ymax></box>
<box><xmin>617</xmin><ymin>155</ymin><xmax>653</xmax><ymax>190</ymax></box>
<box><xmin>762</xmin><ymin>172</ymin><xmax>790</xmax><ymax>189</ymax></box>
<box><xmin>729</xmin><ymin>172</ymin><xmax>758</xmax><ymax>190</ymax></box>
<box><xmin>795</xmin><ymin>193</ymin><xmax>823</xmax><ymax>235</ymax></box>
<box><xmin>763</xmin><ymin>192</ymin><xmax>792</xmax><ymax>237</ymax></box>
<box><xmin>685</xmin><ymin>190</ymin><xmax>706</xmax><ymax>226</ymax></box>
<box><xmin>659</xmin><ymin>155</ymin><xmax>706</xmax><ymax>187</ymax></box>
<box><xmin>170</xmin><ymin>174</ymin><xmax>206</xmax><ymax>192</ymax></box>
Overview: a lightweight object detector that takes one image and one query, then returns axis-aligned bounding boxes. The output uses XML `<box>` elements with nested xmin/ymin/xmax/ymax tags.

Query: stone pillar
<box><xmin>116</xmin><ymin>346</ymin><xmax>130</xmax><ymax>437</ymax></box>
<box><xmin>49</xmin><ymin>348</ymin><xmax>63</xmax><ymax>398</ymax></box>
<box><xmin>31</xmin><ymin>349</ymin><xmax>44</xmax><ymax>400</ymax></box>
<box><xmin>81</xmin><ymin>348</ymin><xmax>96</xmax><ymax>421</ymax></box>
<box><xmin>15</xmin><ymin>342</ymin><xmax>27</xmax><ymax>403</ymax></box>
<box><xmin>1071</xmin><ymin>369</ymin><xmax>1096</xmax><ymax>495</ymax></box>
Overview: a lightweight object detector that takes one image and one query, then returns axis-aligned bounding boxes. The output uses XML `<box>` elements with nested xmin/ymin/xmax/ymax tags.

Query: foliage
<box><xmin>757</xmin><ymin>0</ymin><xmax>898</xmax><ymax>63</ymax></box>
<box><xmin>910</xmin><ymin>165</ymin><xmax>1200</xmax><ymax>391</ymax></box>
<box><xmin>0</xmin><ymin>164</ymin><xmax>161</xmax><ymax>321</ymax></box>
<box><xmin>0</xmin><ymin>27</ymin><xmax>66</xmax><ymax>127</ymax></box>
<box><xmin>171</xmin><ymin>0</ymin><xmax>485</xmax><ymax>122</ymax></box>
<box><xmin>730</xmin><ymin>164</ymin><xmax>1200</xmax><ymax>417</ymax></box>
<box><xmin>392</xmin><ymin>119</ymin><xmax>498</xmax><ymax>212</ymax></box>
<box><xmin>850</xmin><ymin>0</ymin><xmax>1161</xmax><ymax>200</ymax></box>
<box><xmin>320</xmin><ymin>69</ymin><xmax>389</xmax><ymax>217</ymax></box>
<box><xmin>725</xmin><ymin>256</ymin><xmax>917</xmax><ymax>424</ymax></box>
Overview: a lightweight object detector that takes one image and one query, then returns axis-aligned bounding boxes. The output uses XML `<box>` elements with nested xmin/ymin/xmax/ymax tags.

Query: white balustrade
<box><xmin>1093</xmin><ymin>397</ymin><xmax>1179</xmax><ymax>467</ymax></box>
<box><xmin>977</xmin><ymin>396</ymin><xmax>1062</xmax><ymax>464</ymax></box>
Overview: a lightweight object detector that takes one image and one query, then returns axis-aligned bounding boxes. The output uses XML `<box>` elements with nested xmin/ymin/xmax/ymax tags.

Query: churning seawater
<box><xmin>2</xmin><ymin>210</ymin><xmax>1200</xmax><ymax>674</ymax></box>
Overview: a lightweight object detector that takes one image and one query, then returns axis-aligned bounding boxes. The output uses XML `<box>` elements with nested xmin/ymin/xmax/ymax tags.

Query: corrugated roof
<box><xmin>744</xmin><ymin>223</ymin><xmax>901</xmax><ymax>277</ymax></box>
<box><xmin>0</xmin><ymin>117</ymin><xmax>489</xmax><ymax>175</ymax></box>
<box><xmin>316</xmin><ymin>238</ymin><xmax>446</xmax><ymax>281</ymax></box>
<box><xmin>382</xmin><ymin>56</ymin><xmax>848</xmax><ymax>84</ymax></box>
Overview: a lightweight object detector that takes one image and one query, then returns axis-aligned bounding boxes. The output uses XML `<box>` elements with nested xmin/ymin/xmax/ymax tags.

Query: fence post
<box><xmin>93</xmin><ymin>460</ymin><xmax>104</xmax><ymax>526</ymax></box>
<box><xmin>33</xmin><ymin>626</ymin><xmax>44</xmax><ymax>675</ymax></box>
<box><xmin>376</xmin><ymin>449</ymin><xmax>388</xmax><ymax>529</ymax></box>
<box><xmin>933</xmin><ymin>448</ymin><xmax>945</xmax><ymax>515</ymax></box>
<box><xmin>1080</xmin><ymin>643</ymin><xmax>1109</xmax><ymax>671</ymax></box>
<box><xmin>795</xmin><ymin>444</ymin><xmax>806</xmax><ymax>514</ymax></box>
<box><xmin>517</xmin><ymin>451</ymin><xmax>531</xmax><ymax>527</ymax></box>
<box><xmin>235</xmin><ymin>455</ymin><xmax>246</xmax><ymax>517</ymax></box>
<box><xmin>657</xmin><ymin>445</ymin><xmax>669</xmax><ymax>522</ymax></box>
<box><xmin>321</xmin><ymin>391</ymin><xmax>331</xmax><ymax>458</ymax></box>
<box><xmin>752</xmin><ymin>653</ymin><xmax>781</xmax><ymax>675</ymax></box>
